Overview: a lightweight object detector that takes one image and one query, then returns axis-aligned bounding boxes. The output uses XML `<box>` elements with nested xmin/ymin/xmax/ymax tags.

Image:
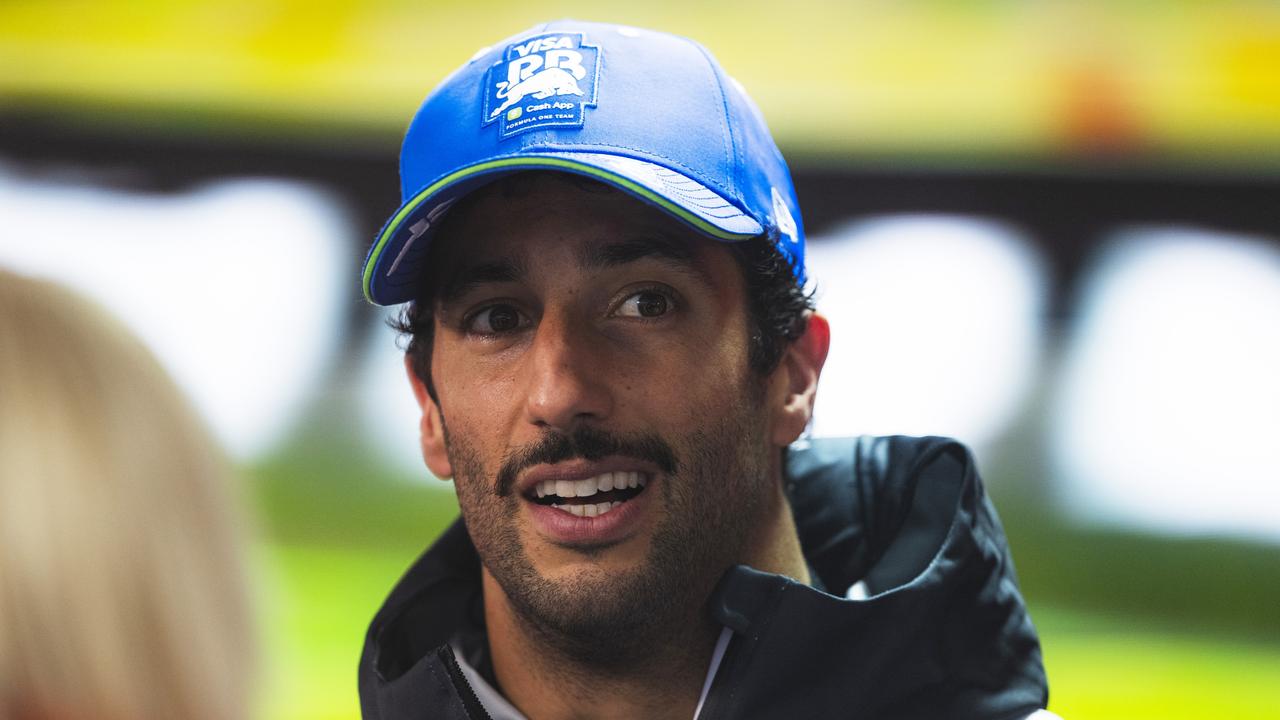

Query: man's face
<box><xmin>418</xmin><ymin>174</ymin><xmax>787</xmax><ymax>661</ymax></box>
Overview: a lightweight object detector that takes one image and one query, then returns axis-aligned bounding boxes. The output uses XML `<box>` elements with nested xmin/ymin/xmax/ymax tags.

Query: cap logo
<box><xmin>772</xmin><ymin>187</ymin><xmax>799</xmax><ymax>244</ymax></box>
<box><xmin>483</xmin><ymin>33</ymin><xmax>600</xmax><ymax>140</ymax></box>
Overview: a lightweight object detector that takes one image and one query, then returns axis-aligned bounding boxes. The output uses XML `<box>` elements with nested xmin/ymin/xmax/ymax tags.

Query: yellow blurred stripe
<box><xmin>2</xmin><ymin>1</ymin><xmax>1278</xmax><ymax>154</ymax></box>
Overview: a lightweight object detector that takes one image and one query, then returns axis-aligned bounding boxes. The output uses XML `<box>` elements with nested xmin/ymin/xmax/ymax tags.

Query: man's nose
<box><xmin>522</xmin><ymin>314</ymin><xmax>614</xmax><ymax>431</ymax></box>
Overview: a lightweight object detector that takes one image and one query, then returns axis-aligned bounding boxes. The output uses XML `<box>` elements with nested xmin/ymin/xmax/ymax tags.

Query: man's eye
<box><xmin>467</xmin><ymin>304</ymin><xmax>527</xmax><ymax>334</ymax></box>
<box><xmin>615</xmin><ymin>290</ymin><xmax>672</xmax><ymax>319</ymax></box>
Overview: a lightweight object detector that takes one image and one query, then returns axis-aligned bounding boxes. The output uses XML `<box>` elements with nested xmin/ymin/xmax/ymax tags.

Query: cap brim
<box><xmin>362</xmin><ymin>152</ymin><xmax>764</xmax><ymax>305</ymax></box>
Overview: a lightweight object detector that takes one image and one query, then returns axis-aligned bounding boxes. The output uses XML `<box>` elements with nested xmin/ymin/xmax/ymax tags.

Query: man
<box><xmin>359</xmin><ymin>20</ymin><xmax>1052</xmax><ymax>720</ymax></box>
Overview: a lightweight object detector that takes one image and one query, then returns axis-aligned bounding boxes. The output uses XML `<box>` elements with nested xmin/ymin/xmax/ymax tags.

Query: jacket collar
<box><xmin>699</xmin><ymin>436</ymin><xmax>1047</xmax><ymax>719</ymax></box>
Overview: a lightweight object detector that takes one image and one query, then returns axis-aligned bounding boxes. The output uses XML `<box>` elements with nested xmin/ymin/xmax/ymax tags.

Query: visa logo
<box><xmin>511</xmin><ymin>36</ymin><xmax>575</xmax><ymax>57</ymax></box>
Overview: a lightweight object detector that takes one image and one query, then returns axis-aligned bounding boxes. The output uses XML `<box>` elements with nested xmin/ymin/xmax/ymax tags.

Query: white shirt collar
<box><xmin>453</xmin><ymin>626</ymin><xmax>735</xmax><ymax>720</ymax></box>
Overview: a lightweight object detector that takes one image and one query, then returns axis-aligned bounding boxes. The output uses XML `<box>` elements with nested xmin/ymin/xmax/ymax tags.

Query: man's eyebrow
<box><xmin>438</xmin><ymin>258</ymin><xmax>526</xmax><ymax>305</ymax></box>
<box><xmin>578</xmin><ymin>234</ymin><xmax>710</xmax><ymax>280</ymax></box>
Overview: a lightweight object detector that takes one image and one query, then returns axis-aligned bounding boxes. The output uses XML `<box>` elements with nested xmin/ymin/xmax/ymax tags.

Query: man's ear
<box><xmin>769</xmin><ymin>312</ymin><xmax>831</xmax><ymax>446</ymax></box>
<box><xmin>405</xmin><ymin>355</ymin><xmax>453</xmax><ymax>480</ymax></box>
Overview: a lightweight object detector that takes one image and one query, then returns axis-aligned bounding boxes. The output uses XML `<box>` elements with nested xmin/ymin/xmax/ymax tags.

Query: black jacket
<box><xmin>359</xmin><ymin>436</ymin><xmax>1049</xmax><ymax>719</ymax></box>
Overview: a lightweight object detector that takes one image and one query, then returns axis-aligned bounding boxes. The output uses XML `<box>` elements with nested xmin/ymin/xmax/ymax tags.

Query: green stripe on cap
<box><xmin>363</xmin><ymin>156</ymin><xmax>756</xmax><ymax>302</ymax></box>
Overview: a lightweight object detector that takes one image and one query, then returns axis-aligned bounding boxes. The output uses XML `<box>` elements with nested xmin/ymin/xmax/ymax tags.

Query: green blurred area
<box><xmin>247</xmin><ymin>427</ymin><xmax>1280</xmax><ymax>719</ymax></box>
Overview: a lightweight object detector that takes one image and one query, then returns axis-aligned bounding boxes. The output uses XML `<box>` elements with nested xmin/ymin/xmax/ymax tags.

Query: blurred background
<box><xmin>2</xmin><ymin>1</ymin><xmax>1278</xmax><ymax>718</ymax></box>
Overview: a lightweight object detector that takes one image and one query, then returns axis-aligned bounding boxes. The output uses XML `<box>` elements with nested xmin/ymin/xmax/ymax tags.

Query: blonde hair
<box><xmin>0</xmin><ymin>269</ymin><xmax>255</xmax><ymax>720</ymax></box>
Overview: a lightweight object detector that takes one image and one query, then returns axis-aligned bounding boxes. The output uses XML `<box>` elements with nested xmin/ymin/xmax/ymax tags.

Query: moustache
<box><xmin>495</xmin><ymin>426</ymin><xmax>679</xmax><ymax>497</ymax></box>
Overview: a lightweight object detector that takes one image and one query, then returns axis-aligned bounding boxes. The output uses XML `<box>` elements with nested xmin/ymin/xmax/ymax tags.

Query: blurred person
<box><xmin>0</xmin><ymin>268</ymin><xmax>255</xmax><ymax>720</ymax></box>
<box><xmin>359</xmin><ymin>21</ymin><xmax>1054</xmax><ymax>720</ymax></box>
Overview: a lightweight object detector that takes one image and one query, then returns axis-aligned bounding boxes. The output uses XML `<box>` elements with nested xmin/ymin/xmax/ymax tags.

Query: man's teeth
<box><xmin>555</xmin><ymin>501</ymin><xmax>624</xmax><ymax>517</ymax></box>
<box><xmin>533</xmin><ymin>471</ymin><xmax>647</xmax><ymax>500</ymax></box>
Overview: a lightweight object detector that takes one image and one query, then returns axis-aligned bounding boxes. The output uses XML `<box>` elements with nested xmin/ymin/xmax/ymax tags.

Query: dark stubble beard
<box><xmin>443</xmin><ymin>389</ymin><xmax>773</xmax><ymax>672</ymax></box>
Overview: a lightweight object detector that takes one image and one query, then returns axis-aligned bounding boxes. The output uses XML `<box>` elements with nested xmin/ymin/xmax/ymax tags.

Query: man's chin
<box><xmin>502</xmin><ymin>562</ymin><xmax>681</xmax><ymax>665</ymax></box>
<box><xmin>527</xmin><ymin>534</ymin><xmax>653</xmax><ymax>572</ymax></box>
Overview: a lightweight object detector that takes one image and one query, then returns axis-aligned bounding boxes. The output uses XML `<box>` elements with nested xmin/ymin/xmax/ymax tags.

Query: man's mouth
<box><xmin>525</xmin><ymin>472</ymin><xmax>650</xmax><ymax>518</ymax></box>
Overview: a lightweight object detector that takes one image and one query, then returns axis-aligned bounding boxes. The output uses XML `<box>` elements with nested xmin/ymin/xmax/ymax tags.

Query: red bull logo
<box><xmin>483</xmin><ymin>33</ymin><xmax>600</xmax><ymax>140</ymax></box>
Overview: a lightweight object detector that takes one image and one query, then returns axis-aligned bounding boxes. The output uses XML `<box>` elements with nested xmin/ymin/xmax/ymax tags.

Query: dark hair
<box><xmin>390</xmin><ymin>177</ymin><xmax>814</xmax><ymax>400</ymax></box>
<box><xmin>731</xmin><ymin>232</ymin><xmax>815</xmax><ymax>372</ymax></box>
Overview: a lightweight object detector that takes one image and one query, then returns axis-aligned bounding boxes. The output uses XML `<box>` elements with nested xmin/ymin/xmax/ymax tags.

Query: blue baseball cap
<box><xmin>362</xmin><ymin>19</ymin><xmax>805</xmax><ymax>305</ymax></box>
